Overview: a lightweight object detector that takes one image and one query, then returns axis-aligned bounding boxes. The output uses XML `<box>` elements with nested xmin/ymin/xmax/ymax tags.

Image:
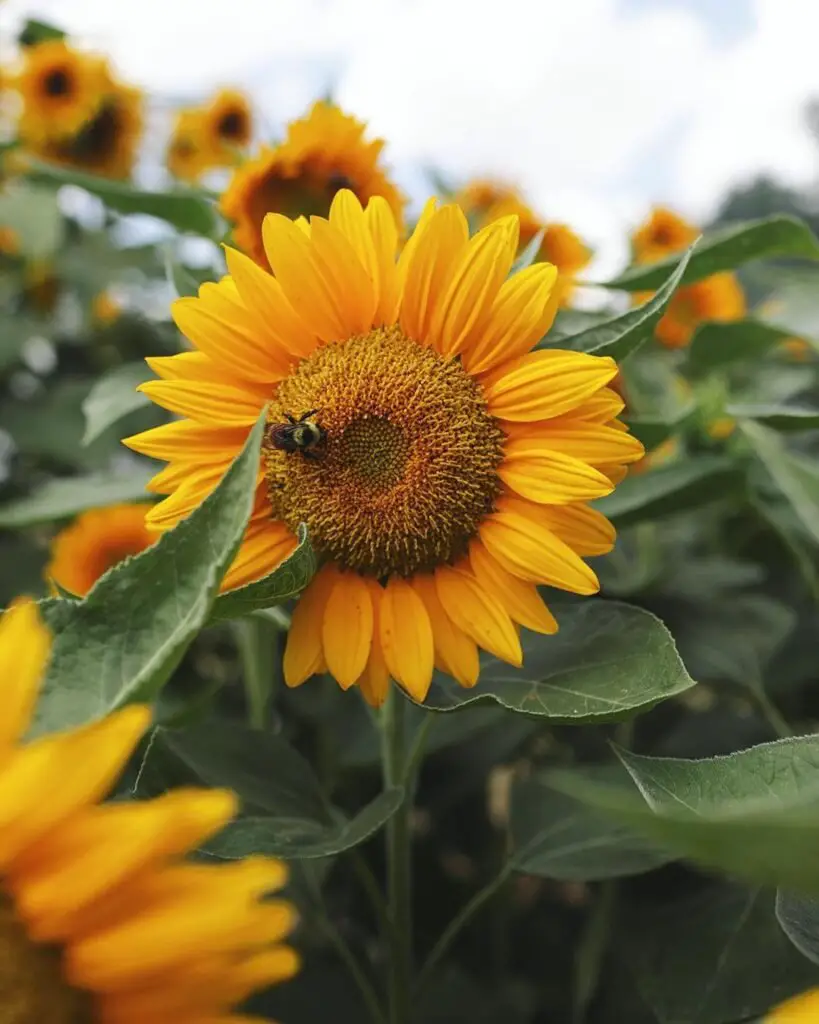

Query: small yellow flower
<box><xmin>220</xmin><ymin>100</ymin><xmax>405</xmax><ymax>269</ymax></box>
<box><xmin>129</xmin><ymin>190</ymin><xmax>643</xmax><ymax>706</ymax></box>
<box><xmin>638</xmin><ymin>274</ymin><xmax>746</xmax><ymax>349</ymax></box>
<box><xmin>0</xmin><ymin>599</ymin><xmax>299</xmax><ymax>1021</ymax></box>
<box><xmin>165</xmin><ymin>107</ymin><xmax>212</xmax><ymax>183</ymax></box>
<box><xmin>765</xmin><ymin>988</ymin><xmax>819</xmax><ymax>1022</ymax></box>
<box><xmin>0</xmin><ymin>225</ymin><xmax>19</xmax><ymax>255</ymax></box>
<box><xmin>629</xmin><ymin>436</ymin><xmax>679</xmax><ymax>475</ymax></box>
<box><xmin>31</xmin><ymin>78</ymin><xmax>143</xmax><ymax>180</ymax></box>
<box><xmin>780</xmin><ymin>337</ymin><xmax>813</xmax><ymax>361</ymax></box>
<box><xmin>204</xmin><ymin>87</ymin><xmax>253</xmax><ymax>156</ymax></box>
<box><xmin>706</xmin><ymin>415</ymin><xmax>736</xmax><ymax>440</ymax></box>
<box><xmin>632</xmin><ymin>206</ymin><xmax>699</xmax><ymax>265</ymax></box>
<box><xmin>15</xmin><ymin>39</ymin><xmax>111</xmax><ymax>143</ymax></box>
<box><xmin>46</xmin><ymin>504</ymin><xmax>156</xmax><ymax>597</ymax></box>
<box><xmin>91</xmin><ymin>290</ymin><xmax>121</xmax><ymax>326</ymax></box>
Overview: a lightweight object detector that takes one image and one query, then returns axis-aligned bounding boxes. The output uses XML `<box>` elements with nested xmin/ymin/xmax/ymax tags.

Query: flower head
<box><xmin>15</xmin><ymin>39</ymin><xmax>111</xmax><ymax>143</ymax></box>
<box><xmin>204</xmin><ymin>87</ymin><xmax>254</xmax><ymax>154</ymax></box>
<box><xmin>632</xmin><ymin>206</ymin><xmax>699</xmax><ymax>265</ymax></box>
<box><xmin>129</xmin><ymin>191</ymin><xmax>642</xmax><ymax>705</ymax></box>
<box><xmin>32</xmin><ymin>78</ymin><xmax>143</xmax><ymax>180</ymax></box>
<box><xmin>220</xmin><ymin>101</ymin><xmax>405</xmax><ymax>269</ymax></box>
<box><xmin>640</xmin><ymin>273</ymin><xmax>747</xmax><ymax>349</ymax></box>
<box><xmin>0</xmin><ymin>599</ymin><xmax>299</xmax><ymax>1021</ymax></box>
<box><xmin>46</xmin><ymin>504</ymin><xmax>155</xmax><ymax>596</ymax></box>
<box><xmin>165</xmin><ymin>107</ymin><xmax>211</xmax><ymax>183</ymax></box>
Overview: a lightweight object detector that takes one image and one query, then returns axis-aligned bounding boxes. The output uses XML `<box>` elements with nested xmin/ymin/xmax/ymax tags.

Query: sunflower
<box><xmin>637</xmin><ymin>273</ymin><xmax>747</xmax><ymax>349</ymax></box>
<box><xmin>220</xmin><ymin>101</ymin><xmax>405</xmax><ymax>270</ymax></box>
<box><xmin>15</xmin><ymin>40</ymin><xmax>111</xmax><ymax>144</ymax></box>
<box><xmin>46</xmin><ymin>504</ymin><xmax>155</xmax><ymax>597</ymax></box>
<box><xmin>455</xmin><ymin>179</ymin><xmax>517</xmax><ymax>219</ymax></box>
<box><xmin>165</xmin><ymin>107</ymin><xmax>212</xmax><ymax>183</ymax></box>
<box><xmin>632</xmin><ymin>206</ymin><xmax>699</xmax><ymax>265</ymax></box>
<box><xmin>0</xmin><ymin>599</ymin><xmax>299</xmax><ymax>1022</ymax></box>
<box><xmin>33</xmin><ymin>78</ymin><xmax>143</xmax><ymax>180</ymax></box>
<box><xmin>127</xmin><ymin>191</ymin><xmax>642</xmax><ymax>706</ymax></box>
<box><xmin>765</xmin><ymin>988</ymin><xmax>819</xmax><ymax>1022</ymax></box>
<box><xmin>204</xmin><ymin>88</ymin><xmax>253</xmax><ymax>155</ymax></box>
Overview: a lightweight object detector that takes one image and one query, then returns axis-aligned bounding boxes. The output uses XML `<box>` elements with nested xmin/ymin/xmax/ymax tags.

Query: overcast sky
<box><xmin>2</xmin><ymin>0</ymin><xmax>819</xmax><ymax>277</ymax></box>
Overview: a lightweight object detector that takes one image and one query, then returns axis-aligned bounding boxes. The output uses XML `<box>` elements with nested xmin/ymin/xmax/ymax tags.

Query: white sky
<box><xmin>2</xmin><ymin>0</ymin><xmax>819</xmax><ymax>278</ymax></box>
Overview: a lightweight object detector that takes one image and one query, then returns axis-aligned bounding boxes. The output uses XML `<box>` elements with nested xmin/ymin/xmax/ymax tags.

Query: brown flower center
<box><xmin>264</xmin><ymin>327</ymin><xmax>505</xmax><ymax>577</ymax></box>
<box><xmin>217</xmin><ymin>110</ymin><xmax>246</xmax><ymax>141</ymax></box>
<box><xmin>0</xmin><ymin>894</ymin><xmax>92</xmax><ymax>1023</ymax></box>
<box><xmin>43</xmin><ymin>69</ymin><xmax>71</xmax><ymax>98</ymax></box>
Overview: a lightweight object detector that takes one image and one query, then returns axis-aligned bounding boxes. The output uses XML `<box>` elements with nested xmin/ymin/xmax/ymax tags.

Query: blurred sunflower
<box><xmin>33</xmin><ymin>78</ymin><xmax>143</xmax><ymax>180</ymax></box>
<box><xmin>765</xmin><ymin>988</ymin><xmax>819</xmax><ymax>1022</ymax></box>
<box><xmin>128</xmin><ymin>190</ymin><xmax>642</xmax><ymax>705</ymax></box>
<box><xmin>165</xmin><ymin>107</ymin><xmax>212</xmax><ymax>183</ymax></box>
<box><xmin>221</xmin><ymin>101</ymin><xmax>405</xmax><ymax>269</ymax></box>
<box><xmin>0</xmin><ymin>599</ymin><xmax>299</xmax><ymax>1021</ymax></box>
<box><xmin>15</xmin><ymin>39</ymin><xmax>110</xmax><ymax>143</ymax></box>
<box><xmin>91</xmin><ymin>289</ymin><xmax>121</xmax><ymax>326</ymax></box>
<box><xmin>632</xmin><ymin>205</ymin><xmax>699</xmax><ymax>264</ymax></box>
<box><xmin>46</xmin><ymin>504</ymin><xmax>155</xmax><ymax>596</ymax></box>
<box><xmin>204</xmin><ymin>87</ymin><xmax>253</xmax><ymax>155</ymax></box>
<box><xmin>455</xmin><ymin>178</ymin><xmax>516</xmax><ymax>219</ymax></box>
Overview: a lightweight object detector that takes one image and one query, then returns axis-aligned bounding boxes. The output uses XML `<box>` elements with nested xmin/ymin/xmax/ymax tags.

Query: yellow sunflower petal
<box><xmin>0</xmin><ymin>601</ymin><xmax>50</xmax><ymax>749</ymax></box>
<box><xmin>484</xmin><ymin>349</ymin><xmax>618</xmax><ymax>421</ymax></box>
<box><xmin>430</xmin><ymin>215</ymin><xmax>519</xmax><ymax>358</ymax></box>
<box><xmin>262</xmin><ymin>213</ymin><xmax>351</xmax><ymax>342</ymax></box>
<box><xmin>468</xmin><ymin>541</ymin><xmax>558</xmax><ymax>634</ymax></box>
<box><xmin>537</xmin><ymin>502</ymin><xmax>616</xmax><ymax>557</ymax></box>
<box><xmin>563</xmin><ymin>387</ymin><xmax>626</xmax><ymax>423</ymax></box>
<box><xmin>137</xmin><ymin>380</ymin><xmax>262</xmax><ymax>427</ymax></box>
<box><xmin>464</xmin><ymin>262</ymin><xmax>559</xmax><ymax>374</ymax></box>
<box><xmin>499</xmin><ymin>439</ymin><xmax>615</xmax><ymax>504</ymax></box>
<box><xmin>435</xmin><ymin>566</ymin><xmax>522</xmax><ymax>667</ymax></box>
<box><xmin>283</xmin><ymin>566</ymin><xmax>335</xmax><ymax>687</ymax></box>
<box><xmin>399</xmin><ymin>205</ymin><xmax>469</xmax><ymax>347</ymax></box>
<box><xmin>395</xmin><ymin>197</ymin><xmax>437</xmax><ymax>296</ymax></box>
<box><xmin>220</xmin><ymin>519</ymin><xmax>296</xmax><ymax>592</ymax></box>
<box><xmin>223</xmin><ymin>247</ymin><xmax>318</xmax><ymax>361</ymax></box>
<box><xmin>310</xmin><ymin>215</ymin><xmax>377</xmax><ymax>335</ymax></box>
<box><xmin>123</xmin><ymin>420</ymin><xmax>247</xmax><ymax>462</ymax></box>
<box><xmin>329</xmin><ymin>190</ymin><xmax>379</xmax><ymax>302</ymax></box>
<box><xmin>321</xmin><ymin>567</ymin><xmax>374</xmax><ymax>689</ymax></box>
<box><xmin>412</xmin><ymin>574</ymin><xmax>479</xmax><ymax>687</ymax></box>
<box><xmin>379</xmin><ymin>575</ymin><xmax>434</xmax><ymax>700</ymax></box>
<box><xmin>364</xmin><ymin>195</ymin><xmax>400</xmax><ymax>325</ymax></box>
<box><xmin>357</xmin><ymin>579</ymin><xmax>391</xmax><ymax>708</ymax></box>
<box><xmin>503</xmin><ymin>418</ymin><xmax>644</xmax><ymax>464</ymax></box>
<box><xmin>479</xmin><ymin>498</ymin><xmax>600</xmax><ymax>594</ymax></box>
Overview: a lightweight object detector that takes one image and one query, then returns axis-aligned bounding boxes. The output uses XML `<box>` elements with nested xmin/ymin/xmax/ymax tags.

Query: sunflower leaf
<box><xmin>727</xmin><ymin>403</ymin><xmax>819</xmax><ymax>431</ymax></box>
<box><xmin>29</xmin><ymin>410</ymin><xmax>267</xmax><ymax>738</ymax></box>
<box><xmin>418</xmin><ymin>600</ymin><xmax>694</xmax><ymax>723</ymax></box>
<box><xmin>686</xmin><ymin>319</ymin><xmax>791</xmax><ymax>376</ymax></box>
<box><xmin>23</xmin><ymin>159</ymin><xmax>222</xmax><ymax>237</ymax></box>
<box><xmin>208</xmin><ymin>523</ymin><xmax>317</xmax><ymax>623</ymax></box>
<box><xmin>776</xmin><ymin>890</ymin><xmax>819</xmax><ymax>966</ymax></box>
<box><xmin>18</xmin><ymin>18</ymin><xmax>66</xmax><ymax>45</ymax></box>
<box><xmin>604</xmin><ymin>215</ymin><xmax>819</xmax><ymax>292</ymax></box>
<box><xmin>81</xmin><ymin>360</ymin><xmax>154</xmax><ymax>445</ymax></box>
<box><xmin>557</xmin><ymin>243</ymin><xmax>694</xmax><ymax>362</ymax></box>
<box><xmin>544</xmin><ymin>737</ymin><xmax>819</xmax><ymax>893</ymax></box>
<box><xmin>0</xmin><ymin>469</ymin><xmax>155</xmax><ymax>528</ymax></box>
<box><xmin>595</xmin><ymin>456</ymin><xmax>741</xmax><ymax>527</ymax></box>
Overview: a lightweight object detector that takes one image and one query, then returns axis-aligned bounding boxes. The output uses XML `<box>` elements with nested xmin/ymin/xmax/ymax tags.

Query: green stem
<box><xmin>573</xmin><ymin>881</ymin><xmax>617</xmax><ymax>1024</ymax></box>
<box><xmin>414</xmin><ymin>864</ymin><xmax>513</xmax><ymax>996</ymax></box>
<box><xmin>381</xmin><ymin>690</ymin><xmax>413</xmax><ymax>1024</ymax></box>
<box><xmin>234</xmin><ymin>616</ymin><xmax>278</xmax><ymax>729</ymax></box>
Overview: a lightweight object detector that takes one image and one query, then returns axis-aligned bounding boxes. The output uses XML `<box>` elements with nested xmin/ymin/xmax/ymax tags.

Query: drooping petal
<box><xmin>435</xmin><ymin>566</ymin><xmax>522</xmax><ymax>667</ymax></box>
<box><xmin>412</xmin><ymin>574</ymin><xmax>479</xmax><ymax>687</ymax></box>
<box><xmin>283</xmin><ymin>566</ymin><xmax>336</xmax><ymax>687</ymax></box>
<box><xmin>379</xmin><ymin>575</ymin><xmax>434</xmax><ymax>700</ymax></box>
<box><xmin>499</xmin><ymin>439</ymin><xmax>615</xmax><ymax>504</ymax></box>
<box><xmin>468</xmin><ymin>541</ymin><xmax>557</xmax><ymax>635</ymax></box>
<box><xmin>221</xmin><ymin>519</ymin><xmax>297</xmax><ymax>592</ymax></box>
<box><xmin>483</xmin><ymin>349</ymin><xmax>618</xmax><ymax>421</ymax></box>
<box><xmin>357</xmin><ymin>579</ymin><xmax>391</xmax><ymax>708</ymax></box>
<box><xmin>321</xmin><ymin>567</ymin><xmax>374</xmax><ymax>688</ymax></box>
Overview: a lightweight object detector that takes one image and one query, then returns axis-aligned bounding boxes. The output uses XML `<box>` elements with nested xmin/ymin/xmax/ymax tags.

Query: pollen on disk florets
<box><xmin>0</xmin><ymin>894</ymin><xmax>93</xmax><ymax>1023</ymax></box>
<box><xmin>264</xmin><ymin>326</ymin><xmax>506</xmax><ymax>577</ymax></box>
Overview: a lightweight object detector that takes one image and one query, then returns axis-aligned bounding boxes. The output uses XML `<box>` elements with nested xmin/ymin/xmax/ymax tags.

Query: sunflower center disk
<box><xmin>0</xmin><ymin>895</ymin><xmax>92</xmax><ymax>1023</ymax></box>
<box><xmin>264</xmin><ymin>327</ymin><xmax>505</xmax><ymax>577</ymax></box>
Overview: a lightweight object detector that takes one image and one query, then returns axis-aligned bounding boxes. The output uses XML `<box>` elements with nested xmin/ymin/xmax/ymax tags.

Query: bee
<box><xmin>267</xmin><ymin>410</ymin><xmax>326</xmax><ymax>460</ymax></box>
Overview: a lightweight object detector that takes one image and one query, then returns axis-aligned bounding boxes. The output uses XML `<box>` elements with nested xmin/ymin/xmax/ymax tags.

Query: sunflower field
<box><xmin>3</xmin><ymin>11</ymin><xmax>819</xmax><ymax>1024</ymax></box>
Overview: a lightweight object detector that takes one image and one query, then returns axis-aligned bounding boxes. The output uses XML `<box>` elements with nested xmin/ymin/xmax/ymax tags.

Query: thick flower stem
<box><xmin>234</xmin><ymin>616</ymin><xmax>279</xmax><ymax>729</ymax></box>
<box><xmin>381</xmin><ymin>690</ymin><xmax>413</xmax><ymax>1024</ymax></box>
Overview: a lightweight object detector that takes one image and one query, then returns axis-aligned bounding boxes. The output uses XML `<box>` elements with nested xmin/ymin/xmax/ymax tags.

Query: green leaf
<box><xmin>163</xmin><ymin>246</ymin><xmax>202</xmax><ymax>299</ymax></box>
<box><xmin>624</xmin><ymin>412</ymin><xmax>690</xmax><ymax>451</ymax></box>
<box><xmin>687</xmin><ymin>319</ymin><xmax>791</xmax><ymax>376</ymax></box>
<box><xmin>208</xmin><ymin>523</ymin><xmax>316</xmax><ymax>623</ymax></box>
<box><xmin>739</xmin><ymin>419</ymin><xmax>819</xmax><ymax>545</ymax></box>
<box><xmin>622</xmin><ymin>884</ymin><xmax>819</xmax><ymax>1024</ymax></box>
<box><xmin>24</xmin><ymin>159</ymin><xmax>221</xmax><ymax>237</ymax></box>
<box><xmin>0</xmin><ymin>183</ymin><xmax>64</xmax><ymax>259</ymax></box>
<box><xmin>595</xmin><ymin>456</ymin><xmax>740</xmax><ymax>527</ymax></box>
<box><xmin>82</xmin><ymin>361</ymin><xmax>153</xmax><ymax>445</ymax></box>
<box><xmin>727</xmin><ymin>402</ymin><xmax>819</xmax><ymax>431</ymax></box>
<box><xmin>776</xmin><ymin>890</ymin><xmax>819</xmax><ymax>966</ymax></box>
<box><xmin>555</xmin><ymin>245</ymin><xmax>693</xmax><ymax>361</ymax></box>
<box><xmin>29</xmin><ymin>411</ymin><xmax>267</xmax><ymax>738</ymax></box>
<box><xmin>0</xmin><ymin>469</ymin><xmax>155</xmax><ymax>528</ymax></box>
<box><xmin>605</xmin><ymin>215</ymin><xmax>819</xmax><ymax>292</ymax></box>
<box><xmin>546</xmin><ymin>736</ymin><xmax>819</xmax><ymax>892</ymax></box>
<box><xmin>510</xmin><ymin>773</ymin><xmax>671</xmax><ymax>880</ymax></box>
<box><xmin>419</xmin><ymin>600</ymin><xmax>694</xmax><ymax>723</ymax></box>
<box><xmin>203</xmin><ymin>789</ymin><xmax>404</xmax><ymax>860</ymax></box>
<box><xmin>18</xmin><ymin>18</ymin><xmax>66</xmax><ymax>45</ymax></box>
